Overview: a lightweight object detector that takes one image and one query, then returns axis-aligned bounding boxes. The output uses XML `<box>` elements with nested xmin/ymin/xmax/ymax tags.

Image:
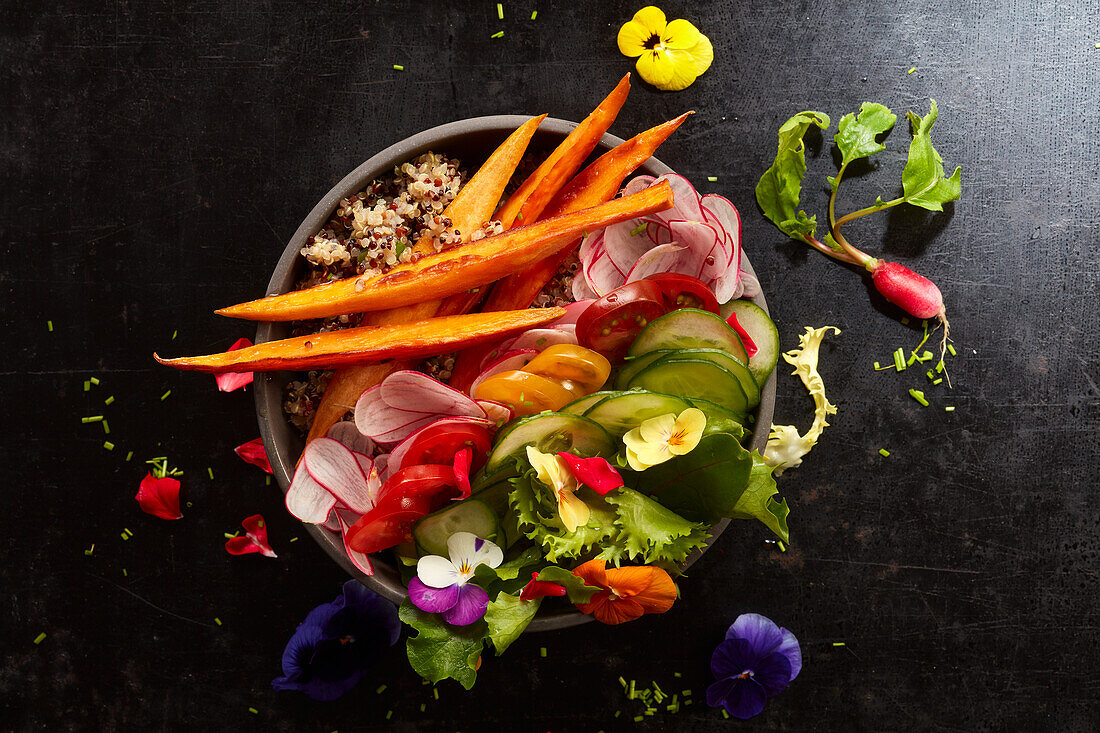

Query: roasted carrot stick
<box><xmin>448</xmin><ymin>112</ymin><xmax>693</xmax><ymax>391</ymax></box>
<box><xmin>156</xmin><ymin>308</ymin><xmax>566</xmax><ymax>374</ymax></box>
<box><xmin>215</xmin><ymin>181</ymin><xmax>674</xmax><ymax>322</ymax></box>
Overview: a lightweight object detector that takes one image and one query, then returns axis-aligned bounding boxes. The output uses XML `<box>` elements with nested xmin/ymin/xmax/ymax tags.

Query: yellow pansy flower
<box><xmin>526</xmin><ymin>446</ymin><xmax>591</xmax><ymax>533</ymax></box>
<box><xmin>622</xmin><ymin>408</ymin><xmax>707</xmax><ymax>470</ymax></box>
<box><xmin>617</xmin><ymin>6</ymin><xmax>713</xmax><ymax>91</ymax></box>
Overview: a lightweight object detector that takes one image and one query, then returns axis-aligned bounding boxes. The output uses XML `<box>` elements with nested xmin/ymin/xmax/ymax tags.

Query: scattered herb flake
<box><xmin>491</xmin><ymin>30</ymin><xmax>504</xmax><ymax>38</ymax></box>
<box><xmin>777</xmin><ymin>540</ymin><xmax>787</xmax><ymax>552</ymax></box>
<box><xmin>90</xmin><ymin>377</ymin><xmax>100</xmax><ymax>386</ymax></box>
<box><xmin>932</xmin><ymin>377</ymin><xmax>943</xmax><ymax>385</ymax></box>
<box><xmin>674</xmin><ymin>672</ymin><xmax>682</xmax><ymax>678</ymax></box>
<box><xmin>879</xmin><ymin>448</ymin><xmax>891</xmax><ymax>457</ymax></box>
<box><xmin>84</xmin><ymin>544</ymin><xmax>95</xmax><ymax>556</ymax></box>
<box><xmin>248</xmin><ymin>707</ymin><xmax>258</xmax><ymax>714</ymax></box>
<box><xmin>120</xmin><ymin>531</ymin><xmax>129</xmax><ymax>540</ymax></box>
<box><xmin>104</xmin><ymin>395</ymin><xmax>115</xmax><ymax>405</ymax></box>
<box><xmin>207</xmin><ymin>467</ymin><xmax>214</xmax><ymax>480</ymax></box>
<box><xmin>909</xmin><ymin>388</ymin><xmax>929</xmax><ymax>406</ymax></box>
<box><xmin>629</xmin><ymin>223</ymin><xmax>647</xmax><ymax>236</ymax></box>
<box><xmin>214</xmin><ymin>617</ymin><xmax>222</xmax><ymax>626</ymax></box>
<box><xmin>102</xmin><ymin>420</ymin><xmax>110</xmax><ymax>434</ymax></box>
<box><xmin>160</xmin><ymin>389</ymin><xmax>171</xmax><ymax>401</ymax></box>
<box><xmin>376</xmin><ymin>684</ymin><xmax>387</xmax><ymax>694</ymax></box>
<box><xmin>126</xmin><ymin>450</ymin><xmax>133</xmax><ymax>462</ymax></box>
<box><xmin>707</xmin><ymin>176</ymin><xmax>718</xmax><ymax>182</ymax></box>
<box><xmin>531</xmin><ymin>10</ymin><xmax>537</xmax><ymax>20</ymax></box>
<box><xmin>945</xmin><ymin>405</ymin><xmax>956</xmax><ymax>412</ymax></box>
<box><xmin>33</xmin><ymin>632</ymin><xmax>47</xmax><ymax>645</ymax></box>
<box><xmin>171</xmin><ymin>329</ymin><xmax>178</xmax><ymax>340</ymax></box>
<box><xmin>419</xmin><ymin>703</ymin><xmax>426</xmax><ymax>713</ymax></box>
<box><xmin>832</xmin><ymin>641</ymin><xmax>846</xmax><ymax>647</ymax></box>
<box><xmin>82</xmin><ymin>416</ymin><xmax>104</xmax><ymax>423</ymax></box>
<box><xmin>47</xmin><ymin>320</ymin><xmax>53</xmax><ymax>332</ymax></box>
<box><xmin>433</xmin><ymin>687</ymin><xmax>439</xmax><ymax>700</ymax></box>
<box><xmin>122</xmin><ymin>568</ymin><xmax>128</xmax><ymax>577</ymax></box>
<box><xmin>393</xmin><ymin>64</ymin><xmax>405</xmax><ymax>71</ymax></box>
<box><xmin>907</xmin><ymin>67</ymin><xmax>916</xmax><ymax>74</ymax></box>
<box><xmin>386</xmin><ymin>711</ymin><xmax>393</xmax><ymax>720</ymax></box>
<box><xmin>497</xmin><ymin>2</ymin><xmax>503</xmax><ymax>19</ymax></box>
<box><xmin>893</xmin><ymin>348</ymin><xmax>906</xmax><ymax>371</ymax></box>
<box><xmin>540</xmin><ymin>647</ymin><xmax>547</xmax><ymax>657</ymax></box>
<box><xmin>103</xmin><ymin>441</ymin><xmax>115</xmax><ymax>451</ymax></box>
<box><xmin>947</xmin><ymin>343</ymin><xmax>957</xmax><ymax>357</ymax></box>
<box><xmin>289</xmin><ymin>536</ymin><xmax>298</xmax><ymax>542</ymax></box>
<box><xmin>84</xmin><ymin>380</ymin><xmax>90</xmax><ymax>391</ymax></box>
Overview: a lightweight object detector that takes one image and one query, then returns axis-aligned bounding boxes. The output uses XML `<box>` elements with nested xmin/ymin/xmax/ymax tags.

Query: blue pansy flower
<box><xmin>272</xmin><ymin>580</ymin><xmax>400</xmax><ymax>701</ymax></box>
<box><xmin>706</xmin><ymin>613</ymin><xmax>802</xmax><ymax>719</ymax></box>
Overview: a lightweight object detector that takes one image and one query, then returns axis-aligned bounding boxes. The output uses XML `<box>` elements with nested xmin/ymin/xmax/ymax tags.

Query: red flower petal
<box><xmin>225</xmin><ymin>513</ymin><xmax>277</xmax><ymax>558</ymax></box>
<box><xmin>519</xmin><ymin>571</ymin><xmax>568</xmax><ymax>601</ymax></box>
<box><xmin>214</xmin><ymin>337</ymin><xmax>254</xmax><ymax>392</ymax></box>
<box><xmin>452</xmin><ymin>447</ymin><xmax>473</xmax><ymax>500</ymax></box>
<box><xmin>134</xmin><ymin>473</ymin><xmax>183</xmax><ymax>520</ymax></box>
<box><xmin>557</xmin><ymin>452</ymin><xmax>624</xmax><ymax>495</ymax></box>
<box><xmin>234</xmin><ymin>438</ymin><xmax>273</xmax><ymax>474</ymax></box>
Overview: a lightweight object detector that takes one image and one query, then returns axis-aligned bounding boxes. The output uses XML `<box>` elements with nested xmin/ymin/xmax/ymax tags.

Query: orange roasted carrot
<box><xmin>156</xmin><ymin>308</ymin><xmax>566</xmax><ymax>374</ymax></box>
<box><xmin>495</xmin><ymin>74</ymin><xmax>631</xmax><ymax>229</ymax></box>
<box><xmin>447</xmin><ymin>112</ymin><xmax>692</xmax><ymax>391</ymax></box>
<box><xmin>215</xmin><ymin>181</ymin><xmax>674</xmax><ymax>322</ymax></box>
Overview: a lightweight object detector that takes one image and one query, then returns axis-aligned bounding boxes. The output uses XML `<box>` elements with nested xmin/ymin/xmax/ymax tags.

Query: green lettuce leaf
<box><xmin>509</xmin><ymin>472</ymin><xmax>616</xmax><ymax>562</ymax></box>
<box><xmin>483</xmin><ymin>592</ymin><xmax>541</xmax><ymax>655</ymax></box>
<box><xmin>602</xmin><ymin>487</ymin><xmax>710</xmax><ymax>566</ymax></box>
<box><xmin>754</xmin><ymin>111</ymin><xmax>831</xmax><ymax>240</ymax></box>
<box><xmin>536</xmin><ymin>565</ymin><xmax>602</xmax><ymax>604</ymax></box>
<box><xmin>731</xmin><ymin>452</ymin><xmax>791</xmax><ymax>542</ymax></box>
<box><xmin>398</xmin><ymin>600</ymin><xmax>487</xmax><ymax>690</ymax></box>
<box><xmin>901</xmin><ymin>99</ymin><xmax>962</xmax><ymax>212</ymax></box>
<box><xmin>832</xmin><ymin>102</ymin><xmax>897</xmax><ymax>184</ymax></box>
<box><xmin>632</xmin><ymin>432</ymin><xmax>754</xmax><ymax>523</ymax></box>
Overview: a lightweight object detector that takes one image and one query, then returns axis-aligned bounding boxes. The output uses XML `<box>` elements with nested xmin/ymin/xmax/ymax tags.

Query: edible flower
<box><xmin>519</xmin><ymin>571</ymin><xmax>568</xmax><ymax>601</ymax></box>
<box><xmin>234</xmin><ymin>438</ymin><xmax>273</xmax><ymax>474</ymax></box>
<box><xmin>557</xmin><ymin>452</ymin><xmax>624</xmax><ymax>495</ymax></box>
<box><xmin>572</xmin><ymin>559</ymin><xmax>677</xmax><ymax>625</ymax></box>
<box><xmin>764</xmin><ymin>326</ymin><xmax>840</xmax><ymax>475</ymax></box>
<box><xmin>407</xmin><ymin>532</ymin><xmax>502</xmax><ymax>625</ymax></box>
<box><xmin>622</xmin><ymin>408</ymin><xmax>706</xmax><ymax>471</ymax></box>
<box><xmin>214</xmin><ymin>337</ymin><xmax>254</xmax><ymax>392</ymax></box>
<box><xmin>272</xmin><ymin>580</ymin><xmax>400</xmax><ymax>701</ymax></box>
<box><xmin>526</xmin><ymin>446</ymin><xmax>589</xmax><ymax>532</ymax></box>
<box><xmin>452</xmin><ymin>447</ymin><xmax>473</xmax><ymax>499</ymax></box>
<box><xmin>225</xmin><ymin>514</ymin><xmax>277</xmax><ymax>558</ymax></box>
<box><xmin>134</xmin><ymin>472</ymin><xmax>183</xmax><ymax>520</ymax></box>
<box><xmin>616</xmin><ymin>6</ymin><xmax>713</xmax><ymax>91</ymax></box>
<box><xmin>707</xmin><ymin>613</ymin><xmax>802</xmax><ymax>719</ymax></box>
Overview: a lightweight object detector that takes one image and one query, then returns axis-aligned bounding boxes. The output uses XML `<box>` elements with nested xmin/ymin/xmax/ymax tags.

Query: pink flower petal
<box><xmin>134</xmin><ymin>473</ymin><xmax>183</xmax><ymax>520</ymax></box>
<box><xmin>234</xmin><ymin>438</ymin><xmax>272</xmax><ymax>474</ymax></box>
<box><xmin>557</xmin><ymin>452</ymin><xmax>624</xmax><ymax>495</ymax></box>
<box><xmin>213</xmin><ymin>337</ymin><xmax>254</xmax><ymax>392</ymax></box>
<box><xmin>226</xmin><ymin>513</ymin><xmax>277</xmax><ymax>558</ymax></box>
<box><xmin>452</xmin><ymin>447</ymin><xmax>473</xmax><ymax>500</ymax></box>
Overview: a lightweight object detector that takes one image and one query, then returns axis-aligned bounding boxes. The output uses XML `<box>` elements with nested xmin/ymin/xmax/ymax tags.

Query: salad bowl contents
<box><xmin>157</xmin><ymin>76</ymin><xmax>785</xmax><ymax>687</ymax></box>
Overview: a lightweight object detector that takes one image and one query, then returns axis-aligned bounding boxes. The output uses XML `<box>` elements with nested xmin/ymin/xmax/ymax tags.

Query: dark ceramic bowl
<box><xmin>255</xmin><ymin>115</ymin><xmax>776</xmax><ymax>631</ymax></box>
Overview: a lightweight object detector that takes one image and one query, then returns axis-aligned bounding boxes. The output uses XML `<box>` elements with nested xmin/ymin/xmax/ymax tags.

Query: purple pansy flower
<box><xmin>706</xmin><ymin>613</ymin><xmax>802</xmax><ymax>719</ymax></box>
<box><xmin>272</xmin><ymin>580</ymin><xmax>400</xmax><ymax>701</ymax></box>
<box><xmin>407</xmin><ymin>531</ymin><xmax>503</xmax><ymax>626</ymax></box>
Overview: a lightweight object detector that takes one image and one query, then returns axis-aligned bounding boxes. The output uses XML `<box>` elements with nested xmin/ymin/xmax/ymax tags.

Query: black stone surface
<box><xmin>3</xmin><ymin>1</ymin><xmax>1098</xmax><ymax>730</ymax></box>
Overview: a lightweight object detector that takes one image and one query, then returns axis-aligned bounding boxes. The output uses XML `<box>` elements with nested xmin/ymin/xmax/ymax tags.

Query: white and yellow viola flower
<box><xmin>617</xmin><ymin>6</ymin><xmax>714</xmax><ymax>91</ymax></box>
<box><xmin>526</xmin><ymin>446</ymin><xmax>591</xmax><ymax>533</ymax></box>
<box><xmin>622</xmin><ymin>408</ymin><xmax>707</xmax><ymax>471</ymax></box>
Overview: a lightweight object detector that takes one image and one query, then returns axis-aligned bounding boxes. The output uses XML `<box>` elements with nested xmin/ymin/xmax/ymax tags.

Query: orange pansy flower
<box><xmin>572</xmin><ymin>559</ymin><xmax>677</xmax><ymax>625</ymax></box>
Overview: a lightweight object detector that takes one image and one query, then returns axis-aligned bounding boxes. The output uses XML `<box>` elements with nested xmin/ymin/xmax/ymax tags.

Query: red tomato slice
<box><xmin>345</xmin><ymin>495</ymin><xmax>431</xmax><ymax>553</ymax></box>
<box><xmin>376</xmin><ymin>464</ymin><xmax>459</xmax><ymax>505</ymax></box>
<box><xmin>576</xmin><ymin>280</ymin><xmax>667</xmax><ymax>361</ymax></box>
<box><xmin>644</xmin><ymin>273</ymin><xmax>720</xmax><ymax>314</ymax></box>
<box><xmin>398</xmin><ymin>422</ymin><xmax>493</xmax><ymax>474</ymax></box>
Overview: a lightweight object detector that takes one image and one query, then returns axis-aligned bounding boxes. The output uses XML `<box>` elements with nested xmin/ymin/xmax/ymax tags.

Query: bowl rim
<box><xmin>255</xmin><ymin>114</ymin><xmax>775</xmax><ymax>632</ymax></box>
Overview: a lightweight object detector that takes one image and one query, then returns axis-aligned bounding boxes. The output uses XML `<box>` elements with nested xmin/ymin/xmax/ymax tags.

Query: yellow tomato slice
<box><xmin>473</xmin><ymin>370</ymin><xmax>577</xmax><ymax>416</ymax></box>
<box><xmin>523</xmin><ymin>344</ymin><xmax>611</xmax><ymax>395</ymax></box>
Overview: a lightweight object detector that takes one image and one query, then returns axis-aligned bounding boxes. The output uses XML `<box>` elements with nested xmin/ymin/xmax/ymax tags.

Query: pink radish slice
<box><xmin>549</xmin><ymin>299</ymin><xmax>595</xmax><ymax>327</ymax></box>
<box><xmin>700</xmin><ymin>194</ymin><xmax>743</xmax><ymax>272</ymax></box>
<box><xmin>738</xmin><ymin>269</ymin><xmax>761</xmax><ymax>298</ymax></box>
<box><xmin>621</xmin><ymin>174</ymin><xmax>657</xmax><ymax>196</ymax></box>
<box><xmin>286</xmin><ymin>459</ymin><xmax>338</xmax><ymax>524</ymax></box>
<box><xmin>326</xmin><ymin>420</ymin><xmax>374</xmax><ymax>455</ymax></box>
<box><xmin>582</xmin><ymin>241</ymin><xmax>625</xmax><ymax>297</ymax></box>
<box><xmin>470</xmin><ymin>349</ymin><xmax>539</xmax><ymax>396</ymax></box>
<box><xmin>645</xmin><ymin>220</ymin><xmax>672</xmax><ymax>245</ymax></box>
<box><xmin>668</xmin><ymin>220</ymin><xmax>731</xmax><ymax>280</ymax></box>
<box><xmin>507</xmin><ymin>326</ymin><xmax>578</xmax><ymax>352</ymax></box>
<box><xmin>302</xmin><ymin>437</ymin><xmax>376</xmax><ymax>515</ymax></box>
<box><xmin>572</xmin><ymin>270</ymin><xmax>598</xmax><ymax>301</ymax></box>
<box><xmin>387</xmin><ymin>415</ymin><xmax>496</xmax><ymax>473</ymax></box>
<box><xmin>336</xmin><ymin>509</ymin><xmax>374</xmax><ymax>576</ymax></box>
<box><xmin>625</xmin><ymin>243</ymin><xmax>691</xmax><ymax>283</ymax></box>
<box><xmin>373</xmin><ymin>453</ymin><xmax>390</xmax><ymax>482</ymax></box>
<box><xmin>321</xmin><ymin>508</ymin><xmax>343</xmax><ymax>531</ymax></box>
<box><xmin>603</xmin><ymin>220</ymin><xmax>661</xmax><ymax>276</ymax></box>
<box><xmin>661</xmin><ymin>174</ymin><xmax>706</xmax><ymax>223</ymax></box>
<box><xmin>354</xmin><ymin>371</ymin><xmax>485</xmax><ymax>444</ymax></box>
<box><xmin>476</xmin><ymin>399</ymin><xmax>514</xmax><ymax>424</ymax></box>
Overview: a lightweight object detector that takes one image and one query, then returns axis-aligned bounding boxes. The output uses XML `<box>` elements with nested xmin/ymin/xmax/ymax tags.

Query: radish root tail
<box><xmin>936</xmin><ymin>308</ymin><xmax>952</xmax><ymax>388</ymax></box>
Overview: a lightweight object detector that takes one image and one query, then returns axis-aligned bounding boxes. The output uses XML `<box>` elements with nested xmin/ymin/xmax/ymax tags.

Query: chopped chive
<box><xmin>491</xmin><ymin>30</ymin><xmax>504</xmax><ymax>38</ymax></box>
<box><xmin>90</xmin><ymin>377</ymin><xmax>100</xmax><ymax>386</ymax></box>
<box><xmin>207</xmin><ymin>467</ymin><xmax>214</xmax><ymax>480</ymax></box>
<box><xmin>879</xmin><ymin>448</ymin><xmax>891</xmax><ymax>457</ymax></box>
<box><xmin>722</xmin><ymin>709</ymin><xmax>730</xmax><ymax>718</ymax></box>
<box><xmin>171</xmin><ymin>329</ymin><xmax>178</xmax><ymax>340</ymax></box>
<box><xmin>947</xmin><ymin>343</ymin><xmax>957</xmax><ymax>357</ymax></box>
<box><xmin>907</xmin><ymin>66</ymin><xmax>916</xmax><ymax>74</ymax></box>
<box><xmin>614</xmin><ymin>711</ymin><xmax>621</xmax><ymax>718</ymax></box>
<box><xmin>901</xmin><ymin>317</ymin><xmax>910</xmax><ymax>325</ymax></box>
<box><xmin>684</xmin><ymin>699</ymin><xmax>692</xmax><ymax>705</ymax></box>
<box><xmin>707</xmin><ymin>176</ymin><xmax>718</xmax><ymax>182</ymax></box>
<box><xmin>160</xmin><ymin>389</ymin><xmax>171</xmax><ymax>401</ymax></box>
<box><xmin>214</xmin><ymin>617</ymin><xmax>222</xmax><ymax>626</ymax></box>
<box><xmin>927</xmin><ymin>369</ymin><xmax>935</xmax><ymax>380</ymax></box>
<box><xmin>120</xmin><ymin>531</ymin><xmax>129</xmax><ymax>540</ymax></box>
<box><xmin>102</xmin><ymin>420</ymin><xmax>110</xmax><ymax>434</ymax></box>
<box><xmin>921</xmin><ymin>350</ymin><xmax>934</xmax><ymax>361</ymax></box>
<box><xmin>873</xmin><ymin>361</ymin><xmax>881</xmax><ymax>370</ymax></box>
<box><xmin>539</xmin><ymin>647</ymin><xmax>547</xmax><ymax>657</ymax></box>
<box><xmin>832</xmin><ymin>641</ymin><xmax>846</xmax><ymax>647</ymax></box>
<box><xmin>289</xmin><ymin>536</ymin><xmax>298</xmax><ymax>542</ymax></box>
<box><xmin>82</xmin><ymin>416</ymin><xmax>104</xmax><ymax>423</ymax></box>
<box><xmin>386</xmin><ymin>711</ymin><xmax>393</xmax><ymax>720</ymax></box>
<box><xmin>777</xmin><ymin>540</ymin><xmax>787</xmax><ymax>552</ymax></box>
<box><xmin>103</xmin><ymin>441</ymin><xmax>115</xmax><ymax>451</ymax></box>
<box><xmin>497</xmin><ymin>3</ymin><xmax>503</xmax><ymax>19</ymax></box>
<box><xmin>932</xmin><ymin>378</ymin><xmax>943</xmax><ymax>385</ymax></box>
<box><xmin>393</xmin><ymin>64</ymin><xmax>404</xmax><ymax>71</ymax></box>
<box><xmin>376</xmin><ymin>684</ymin><xmax>387</xmax><ymax>694</ymax></box>
<box><xmin>104</xmin><ymin>395</ymin><xmax>115</xmax><ymax>405</ymax></box>
<box><xmin>909</xmin><ymin>388</ymin><xmax>929</xmax><ymax>406</ymax></box>
<box><xmin>124</xmin><ymin>528</ymin><xmax>133</xmax><ymax>537</ymax></box>
<box><xmin>629</xmin><ymin>223</ymin><xmax>647</xmax><ymax>236</ymax></box>
<box><xmin>419</xmin><ymin>703</ymin><xmax>426</xmax><ymax>713</ymax></box>
<box><xmin>248</xmin><ymin>707</ymin><xmax>258</xmax><ymax>715</ymax></box>
<box><xmin>515</xmin><ymin>212</ymin><xmax>523</xmax><ymax>220</ymax></box>
<box><xmin>893</xmin><ymin>348</ymin><xmax>906</xmax><ymax>371</ymax></box>
<box><xmin>122</xmin><ymin>568</ymin><xmax>128</xmax><ymax>577</ymax></box>
<box><xmin>674</xmin><ymin>672</ymin><xmax>682</xmax><ymax>678</ymax></box>
<box><xmin>945</xmin><ymin>405</ymin><xmax>956</xmax><ymax>412</ymax></box>
<box><xmin>682</xmin><ymin>688</ymin><xmax>692</xmax><ymax>696</ymax></box>
<box><xmin>84</xmin><ymin>380</ymin><xmax>90</xmax><ymax>391</ymax></box>
<box><xmin>906</xmin><ymin>351</ymin><xmax>917</xmax><ymax>366</ymax></box>
<box><xmin>84</xmin><ymin>544</ymin><xmax>95</xmax><ymax>556</ymax></box>
<box><xmin>125</xmin><ymin>451</ymin><xmax>133</xmax><ymax>462</ymax></box>
<box><xmin>531</xmin><ymin>10</ymin><xmax>537</xmax><ymax>20</ymax></box>
<box><xmin>224</xmin><ymin>532</ymin><xmax>239</xmax><ymax>539</ymax></box>
<box><xmin>47</xmin><ymin>320</ymin><xmax>54</xmax><ymax>332</ymax></box>
<box><xmin>634</xmin><ymin>716</ymin><xmax>644</xmax><ymax>723</ymax></box>
<box><xmin>432</xmin><ymin>687</ymin><xmax>439</xmax><ymax>700</ymax></box>
<box><xmin>33</xmin><ymin>632</ymin><xmax>47</xmax><ymax>645</ymax></box>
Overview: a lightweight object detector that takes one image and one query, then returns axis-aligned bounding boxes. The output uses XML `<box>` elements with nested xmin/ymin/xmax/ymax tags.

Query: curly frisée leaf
<box><xmin>901</xmin><ymin>99</ymin><xmax>962</xmax><ymax>212</ymax></box>
<box><xmin>601</xmin><ymin>488</ymin><xmax>709</xmax><ymax>566</ymax></box>
<box><xmin>483</xmin><ymin>592</ymin><xmax>541</xmax><ymax>655</ymax></box>
<box><xmin>509</xmin><ymin>471</ymin><xmax>616</xmax><ymax>562</ymax></box>
<box><xmin>754</xmin><ymin>111</ymin><xmax>831</xmax><ymax>240</ymax></box>
<box><xmin>398</xmin><ymin>600</ymin><xmax>487</xmax><ymax>690</ymax></box>
<box><xmin>731</xmin><ymin>452</ymin><xmax>791</xmax><ymax>542</ymax></box>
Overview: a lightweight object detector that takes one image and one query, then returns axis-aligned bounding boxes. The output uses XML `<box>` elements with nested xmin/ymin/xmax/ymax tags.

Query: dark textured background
<box><xmin>3</xmin><ymin>0</ymin><xmax>1098</xmax><ymax>730</ymax></box>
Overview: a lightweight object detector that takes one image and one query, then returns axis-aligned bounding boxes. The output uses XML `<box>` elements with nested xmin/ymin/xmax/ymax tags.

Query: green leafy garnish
<box><xmin>730</xmin><ymin>452</ymin><xmax>791</xmax><ymax>542</ymax></box>
<box><xmin>833</xmin><ymin>103</ymin><xmax>897</xmax><ymax>178</ymax></box>
<box><xmin>399</xmin><ymin>600</ymin><xmax>487</xmax><ymax>690</ymax></box>
<box><xmin>632</xmin><ymin>432</ymin><xmax>754</xmax><ymax>523</ymax></box>
<box><xmin>754</xmin><ymin>111</ymin><xmax>831</xmax><ymax>241</ymax></box>
<box><xmin>534</xmin><ymin>566</ymin><xmax>601</xmax><ymax>604</ymax></box>
<box><xmin>602</xmin><ymin>488</ymin><xmax>709</xmax><ymax>566</ymax></box>
<box><xmin>509</xmin><ymin>471</ymin><xmax>617</xmax><ymax>562</ymax></box>
<box><xmin>901</xmin><ymin>100</ymin><xmax>963</xmax><ymax>212</ymax></box>
<box><xmin>483</xmin><ymin>592</ymin><xmax>541</xmax><ymax>655</ymax></box>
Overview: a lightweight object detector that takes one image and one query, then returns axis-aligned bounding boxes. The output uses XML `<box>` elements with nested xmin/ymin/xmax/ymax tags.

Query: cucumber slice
<box><xmin>722</xmin><ymin>300</ymin><xmax>780</xmax><ymax>385</ymax></box>
<box><xmin>614</xmin><ymin>351</ymin><xmax>668</xmax><ymax>389</ymax></box>
<box><xmin>583</xmin><ymin>390</ymin><xmax>694</xmax><ymax>436</ymax></box>
<box><xmin>653</xmin><ymin>349</ymin><xmax>760</xmax><ymax>410</ymax></box>
<box><xmin>560</xmin><ymin>390</ymin><xmax>619</xmax><ymax>416</ymax></box>
<box><xmin>627</xmin><ymin>359</ymin><xmax>749</xmax><ymax>414</ymax></box>
<box><xmin>413</xmin><ymin>500</ymin><xmax>500</xmax><ymax>558</ymax></box>
<box><xmin>629</xmin><ymin>308</ymin><xmax>748</xmax><ymax>363</ymax></box>
<box><xmin>484</xmin><ymin>412</ymin><xmax>616</xmax><ymax>474</ymax></box>
<box><xmin>687</xmin><ymin>397</ymin><xmax>748</xmax><ymax>435</ymax></box>
<box><xmin>470</xmin><ymin>481</ymin><xmax>522</xmax><ymax>548</ymax></box>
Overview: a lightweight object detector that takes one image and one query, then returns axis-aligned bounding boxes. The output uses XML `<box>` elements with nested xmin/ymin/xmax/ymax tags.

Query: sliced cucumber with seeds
<box><xmin>628</xmin><ymin>308</ymin><xmax>748</xmax><ymax>363</ymax></box>
<box><xmin>652</xmin><ymin>349</ymin><xmax>760</xmax><ymax>410</ymax></box>
<box><xmin>484</xmin><ymin>412</ymin><xmax>616</xmax><ymax>474</ymax></box>
<box><xmin>722</xmin><ymin>300</ymin><xmax>780</xmax><ymax>385</ymax></box>
<box><xmin>470</xmin><ymin>481</ymin><xmax>522</xmax><ymax>548</ymax></box>
<box><xmin>626</xmin><ymin>359</ymin><xmax>749</xmax><ymax>414</ymax></box>
<box><xmin>560</xmin><ymin>390</ymin><xmax>619</xmax><ymax>416</ymax></box>
<box><xmin>583</xmin><ymin>390</ymin><xmax>694</xmax><ymax>436</ymax></box>
<box><xmin>413</xmin><ymin>500</ymin><xmax>500</xmax><ymax>558</ymax></box>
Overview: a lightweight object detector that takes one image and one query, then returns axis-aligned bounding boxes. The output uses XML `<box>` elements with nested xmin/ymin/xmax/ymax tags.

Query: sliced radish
<box><xmin>622</xmin><ymin>174</ymin><xmax>657</xmax><ymax>196</ymax></box>
<box><xmin>476</xmin><ymin>399</ymin><xmax>514</xmax><ymax>424</ymax></box>
<box><xmin>321</xmin><ymin>507</ymin><xmax>343</xmax><ymax>531</ymax></box>
<box><xmin>549</xmin><ymin>299</ymin><xmax>595</xmax><ymax>327</ymax></box>
<box><xmin>506</xmin><ymin>325</ymin><xmax>578</xmax><ymax>352</ymax></box>
<box><xmin>386</xmin><ymin>415</ymin><xmax>496</xmax><ymax>474</ymax></box>
<box><xmin>302</xmin><ymin>437</ymin><xmax>376</xmax><ymax>515</ymax></box>
<box><xmin>354</xmin><ymin>370</ymin><xmax>485</xmax><ymax>445</ymax></box>
<box><xmin>326</xmin><ymin>420</ymin><xmax>374</xmax><ymax>455</ymax></box>
<box><xmin>336</xmin><ymin>508</ymin><xmax>374</xmax><ymax>576</ymax></box>
<box><xmin>625</xmin><ymin>243</ymin><xmax>690</xmax><ymax>283</ymax></box>
<box><xmin>286</xmin><ymin>459</ymin><xmax>337</xmax><ymax>524</ymax></box>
